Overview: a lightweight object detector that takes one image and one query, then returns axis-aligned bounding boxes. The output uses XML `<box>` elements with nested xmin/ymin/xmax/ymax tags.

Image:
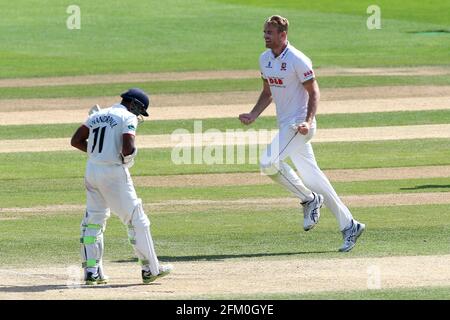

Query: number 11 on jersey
<box><xmin>91</xmin><ymin>126</ymin><xmax>106</xmax><ymax>153</ymax></box>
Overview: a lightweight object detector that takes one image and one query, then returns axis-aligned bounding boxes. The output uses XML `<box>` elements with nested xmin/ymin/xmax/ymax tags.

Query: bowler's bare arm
<box><xmin>239</xmin><ymin>79</ymin><xmax>272</xmax><ymax>125</ymax></box>
<box><xmin>296</xmin><ymin>78</ymin><xmax>320</xmax><ymax>135</ymax></box>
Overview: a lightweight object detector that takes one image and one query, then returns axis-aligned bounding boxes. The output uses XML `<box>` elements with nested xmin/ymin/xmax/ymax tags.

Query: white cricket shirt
<box><xmin>84</xmin><ymin>103</ymin><xmax>138</xmax><ymax>165</ymax></box>
<box><xmin>259</xmin><ymin>42</ymin><xmax>316</xmax><ymax>128</ymax></box>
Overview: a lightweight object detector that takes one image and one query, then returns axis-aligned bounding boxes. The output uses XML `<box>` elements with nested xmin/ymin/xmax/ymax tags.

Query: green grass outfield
<box><xmin>0</xmin><ymin>176</ymin><xmax>449</xmax><ymax>208</ymax></box>
<box><xmin>1</xmin><ymin>0</ymin><xmax>449</xmax><ymax>300</ymax></box>
<box><xmin>218</xmin><ymin>0</ymin><xmax>450</xmax><ymax>25</ymax></box>
<box><xmin>3</xmin><ymin>110</ymin><xmax>450</xmax><ymax>139</ymax></box>
<box><xmin>0</xmin><ymin>0</ymin><xmax>449</xmax><ymax>78</ymax></box>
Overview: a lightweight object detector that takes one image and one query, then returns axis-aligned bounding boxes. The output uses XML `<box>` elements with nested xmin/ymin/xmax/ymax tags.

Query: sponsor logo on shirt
<box><xmin>268</xmin><ymin>77</ymin><xmax>284</xmax><ymax>86</ymax></box>
<box><xmin>303</xmin><ymin>70</ymin><xmax>314</xmax><ymax>78</ymax></box>
<box><xmin>281</xmin><ymin>62</ymin><xmax>287</xmax><ymax>71</ymax></box>
<box><xmin>265</xmin><ymin>61</ymin><xmax>272</xmax><ymax>68</ymax></box>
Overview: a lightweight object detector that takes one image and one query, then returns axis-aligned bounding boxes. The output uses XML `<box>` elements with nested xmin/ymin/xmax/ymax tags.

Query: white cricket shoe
<box><xmin>301</xmin><ymin>192</ymin><xmax>324</xmax><ymax>231</ymax></box>
<box><xmin>339</xmin><ymin>220</ymin><xmax>366</xmax><ymax>252</ymax></box>
<box><xmin>142</xmin><ymin>264</ymin><xmax>173</xmax><ymax>284</ymax></box>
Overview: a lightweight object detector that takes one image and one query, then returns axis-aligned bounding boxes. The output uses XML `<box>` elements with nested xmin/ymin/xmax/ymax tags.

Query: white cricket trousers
<box><xmin>81</xmin><ymin>160</ymin><xmax>160</xmax><ymax>276</ymax></box>
<box><xmin>260</xmin><ymin>125</ymin><xmax>353</xmax><ymax>231</ymax></box>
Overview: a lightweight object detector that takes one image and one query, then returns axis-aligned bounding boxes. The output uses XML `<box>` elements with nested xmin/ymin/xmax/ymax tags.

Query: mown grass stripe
<box><xmin>2</xmin><ymin>97</ymin><xmax>449</xmax><ymax>125</ymax></box>
<box><xmin>1</xmin><ymin>124</ymin><xmax>449</xmax><ymax>153</ymax></box>
<box><xmin>0</xmin><ymin>176</ymin><xmax>449</xmax><ymax>207</ymax></box>
<box><xmin>2</xmin><ymin>192</ymin><xmax>450</xmax><ymax>215</ymax></box>
<box><xmin>130</xmin><ymin>165</ymin><xmax>450</xmax><ymax>187</ymax></box>
<box><xmin>1</xmin><ymin>67</ymin><xmax>448</xmax><ymax>88</ymax></box>
<box><xmin>2</xmin><ymin>165</ymin><xmax>450</xmax><ymax>208</ymax></box>
<box><xmin>0</xmin><ymin>75</ymin><xmax>449</xmax><ymax>99</ymax></box>
<box><xmin>2</xmin><ymin>110</ymin><xmax>450</xmax><ymax>140</ymax></box>
<box><xmin>0</xmin><ymin>138</ymin><xmax>449</xmax><ymax>180</ymax></box>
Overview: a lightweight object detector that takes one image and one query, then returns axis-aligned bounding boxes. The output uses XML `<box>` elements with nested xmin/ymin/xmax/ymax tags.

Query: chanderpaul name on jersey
<box><xmin>89</xmin><ymin>115</ymin><xmax>118</xmax><ymax>128</ymax></box>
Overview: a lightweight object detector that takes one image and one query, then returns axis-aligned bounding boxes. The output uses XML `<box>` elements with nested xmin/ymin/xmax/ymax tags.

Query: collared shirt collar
<box><xmin>271</xmin><ymin>41</ymin><xmax>290</xmax><ymax>60</ymax></box>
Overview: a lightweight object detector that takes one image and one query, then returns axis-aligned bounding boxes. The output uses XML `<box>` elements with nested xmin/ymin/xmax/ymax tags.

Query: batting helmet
<box><xmin>120</xmin><ymin>88</ymin><xmax>150</xmax><ymax>117</ymax></box>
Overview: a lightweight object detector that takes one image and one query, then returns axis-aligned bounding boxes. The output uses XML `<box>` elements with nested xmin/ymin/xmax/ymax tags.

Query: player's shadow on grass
<box><xmin>400</xmin><ymin>184</ymin><xmax>450</xmax><ymax>190</ymax></box>
<box><xmin>113</xmin><ymin>250</ymin><xmax>336</xmax><ymax>263</ymax></box>
<box><xmin>0</xmin><ymin>283</ymin><xmax>150</xmax><ymax>293</ymax></box>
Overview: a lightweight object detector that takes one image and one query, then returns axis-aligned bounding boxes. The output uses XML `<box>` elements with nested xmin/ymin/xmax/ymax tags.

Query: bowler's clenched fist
<box><xmin>239</xmin><ymin>113</ymin><xmax>257</xmax><ymax>125</ymax></box>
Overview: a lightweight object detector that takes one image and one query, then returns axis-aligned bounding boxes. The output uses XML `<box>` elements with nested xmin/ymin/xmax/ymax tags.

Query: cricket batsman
<box><xmin>71</xmin><ymin>88</ymin><xmax>172</xmax><ymax>284</ymax></box>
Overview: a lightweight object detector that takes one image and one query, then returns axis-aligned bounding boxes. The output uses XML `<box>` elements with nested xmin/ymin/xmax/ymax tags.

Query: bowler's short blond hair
<box><xmin>265</xmin><ymin>15</ymin><xmax>289</xmax><ymax>33</ymax></box>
